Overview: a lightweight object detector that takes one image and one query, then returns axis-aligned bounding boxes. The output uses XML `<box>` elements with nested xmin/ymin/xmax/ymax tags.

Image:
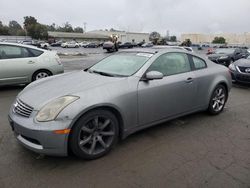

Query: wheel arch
<box><xmin>69</xmin><ymin>105</ymin><xmax>125</xmax><ymax>140</ymax></box>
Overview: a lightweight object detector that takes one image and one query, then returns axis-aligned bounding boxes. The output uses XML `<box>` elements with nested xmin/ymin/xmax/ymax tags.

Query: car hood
<box><xmin>207</xmin><ymin>53</ymin><xmax>229</xmax><ymax>59</ymax></box>
<box><xmin>234</xmin><ymin>59</ymin><xmax>250</xmax><ymax>67</ymax></box>
<box><xmin>18</xmin><ymin>71</ymin><xmax>126</xmax><ymax>110</ymax></box>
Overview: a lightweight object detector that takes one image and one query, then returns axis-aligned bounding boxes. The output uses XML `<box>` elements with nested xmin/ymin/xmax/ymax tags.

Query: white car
<box><xmin>61</xmin><ymin>41</ymin><xmax>79</xmax><ymax>48</ymax></box>
<box><xmin>40</xmin><ymin>42</ymin><xmax>50</xmax><ymax>49</ymax></box>
<box><xmin>79</xmin><ymin>42</ymin><xmax>90</xmax><ymax>47</ymax></box>
<box><xmin>0</xmin><ymin>42</ymin><xmax>64</xmax><ymax>86</ymax></box>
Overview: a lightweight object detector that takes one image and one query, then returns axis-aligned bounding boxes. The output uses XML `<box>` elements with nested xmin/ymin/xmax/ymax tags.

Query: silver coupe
<box><xmin>8</xmin><ymin>48</ymin><xmax>232</xmax><ymax>159</ymax></box>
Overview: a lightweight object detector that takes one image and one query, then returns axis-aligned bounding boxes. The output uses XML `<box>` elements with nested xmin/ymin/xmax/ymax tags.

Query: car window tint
<box><xmin>192</xmin><ymin>56</ymin><xmax>206</xmax><ymax>69</ymax></box>
<box><xmin>29</xmin><ymin>48</ymin><xmax>43</xmax><ymax>57</ymax></box>
<box><xmin>148</xmin><ymin>52</ymin><xmax>191</xmax><ymax>76</ymax></box>
<box><xmin>0</xmin><ymin>45</ymin><xmax>31</xmax><ymax>59</ymax></box>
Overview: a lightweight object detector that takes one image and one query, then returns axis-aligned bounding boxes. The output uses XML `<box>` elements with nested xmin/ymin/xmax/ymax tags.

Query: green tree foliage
<box><xmin>149</xmin><ymin>31</ymin><xmax>161</xmax><ymax>44</ymax></box>
<box><xmin>170</xmin><ymin>36</ymin><xmax>177</xmax><ymax>42</ymax></box>
<box><xmin>181</xmin><ymin>39</ymin><xmax>192</xmax><ymax>47</ymax></box>
<box><xmin>23</xmin><ymin>16</ymin><xmax>48</xmax><ymax>39</ymax></box>
<box><xmin>74</xmin><ymin>27</ymin><xmax>84</xmax><ymax>33</ymax></box>
<box><xmin>8</xmin><ymin>20</ymin><xmax>24</xmax><ymax>35</ymax></box>
<box><xmin>212</xmin><ymin>37</ymin><xmax>226</xmax><ymax>44</ymax></box>
<box><xmin>0</xmin><ymin>21</ymin><xmax>10</xmax><ymax>35</ymax></box>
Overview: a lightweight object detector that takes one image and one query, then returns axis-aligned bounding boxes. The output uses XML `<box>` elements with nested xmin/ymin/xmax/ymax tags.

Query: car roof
<box><xmin>118</xmin><ymin>47</ymin><xmax>192</xmax><ymax>54</ymax></box>
<box><xmin>0</xmin><ymin>42</ymin><xmax>46</xmax><ymax>52</ymax></box>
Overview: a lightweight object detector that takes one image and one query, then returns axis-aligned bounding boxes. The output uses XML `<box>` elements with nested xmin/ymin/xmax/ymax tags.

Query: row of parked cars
<box><xmin>206</xmin><ymin>47</ymin><xmax>250</xmax><ymax>84</ymax></box>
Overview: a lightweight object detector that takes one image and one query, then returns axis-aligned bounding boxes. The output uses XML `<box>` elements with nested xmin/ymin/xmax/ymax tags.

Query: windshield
<box><xmin>89</xmin><ymin>53</ymin><xmax>153</xmax><ymax>77</ymax></box>
<box><xmin>215</xmin><ymin>48</ymin><xmax>235</xmax><ymax>54</ymax></box>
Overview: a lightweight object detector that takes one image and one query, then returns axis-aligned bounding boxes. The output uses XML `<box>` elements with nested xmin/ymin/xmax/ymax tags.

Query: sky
<box><xmin>1</xmin><ymin>0</ymin><xmax>250</xmax><ymax>36</ymax></box>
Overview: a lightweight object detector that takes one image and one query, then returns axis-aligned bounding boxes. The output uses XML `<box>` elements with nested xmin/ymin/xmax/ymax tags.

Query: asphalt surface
<box><xmin>0</xmin><ymin>49</ymin><xmax>250</xmax><ymax>188</ymax></box>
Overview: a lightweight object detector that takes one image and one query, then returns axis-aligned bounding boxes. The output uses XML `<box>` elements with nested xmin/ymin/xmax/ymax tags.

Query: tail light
<box><xmin>55</xmin><ymin>56</ymin><xmax>62</xmax><ymax>65</ymax></box>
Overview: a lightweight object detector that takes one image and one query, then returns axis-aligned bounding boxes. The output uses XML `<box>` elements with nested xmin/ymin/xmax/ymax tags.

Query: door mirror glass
<box><xmin>145</xmin><ymin>71</ymin><xmax>164</xmax><ymax>80</ymax></box>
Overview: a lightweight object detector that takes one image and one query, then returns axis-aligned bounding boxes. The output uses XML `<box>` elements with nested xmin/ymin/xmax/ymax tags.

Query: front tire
<box><xmin>70</xmin><ymin>110</ymin><xmax>119</xmax><ymax>160</ymax></box>
<box><xmin>208</xmin><ymin>84</ymin><xmax>227</xmax><ymax>115</ymax></box>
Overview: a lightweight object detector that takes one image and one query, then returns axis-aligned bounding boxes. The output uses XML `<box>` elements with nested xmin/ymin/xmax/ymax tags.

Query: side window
<box><xmin>29</xmin><ymin>48</ymin><xmax>43</xmax><ymax>57</ymax></box>
<box><xmin>192</xmin><ymin>56</ymin><xmax>207</xmax><ymax>69</ymax></box>
<box><xmin>0</xmin><ymin>45</ymin><xmax>31</xmax><ymax>59</ymax></box>
<box><xmin>148</xmin><ymin>52</ymin><xmax>191</xmax><ymax>76</ymax></box>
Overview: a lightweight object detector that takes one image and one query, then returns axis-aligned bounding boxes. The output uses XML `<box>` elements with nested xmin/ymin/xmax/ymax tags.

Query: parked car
<box><xmin>61</xmin><ymin>41</ymin><xmax>79</xmax><ymax>48</ymax></box>
<box><xmin>8</xmin><ymin>48</ymin><xmax>231</xmax><ymax>159</ymax></box>
<box><xmin>141</xmin><ymin>42</ymin><xmax>153</xmax><ymax>48</ymax></box>
<box><xmin>229</xmin><ymin>55</ymin><xmax>250</xmax><ymax>83</ymax></box>
<box><xmin>85</xmin><ymin>42</ymin><xmax>98</xmax><ymax>48</ymax></box>
<box><xmin>79</xmin><ymin>42</ymin><xmax>90</xmax><ymax>48</ymax></box>
<box><xmin>207</xmin><ymin>48</ymin><xmax>249</xmax><ymax>66</ymax></box>
<box><xmin>40</xmin><ymin>42</ymin><xmax>50</xmax><ymax>49</ymax></box>
<box><xmin>0</xmin><ymin>42</ymin><xmax>64</xmax><ymax>86</ymax></box>
<box><xmin>103</xmin><ymin>41</ymin><xmax>118</xmax><ymax>52</ymax></box>
<box><xmin>50</xmin><ymin>41</ymin><xmax>63</xmax><ymax>47</ymax></box>
<box><xmin>137</xmin><ymin>41</ymin><xmax>145</xmax><ymax>47</ymax></box>
<box><xmin>119</xmin><ymin>42</ymin><xmax>133</xmax><ymax>48</ymax></box>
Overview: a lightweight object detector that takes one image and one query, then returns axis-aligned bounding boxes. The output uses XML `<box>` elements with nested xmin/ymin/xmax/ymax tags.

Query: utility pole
<box><xmin>83</xmin><ymin>22</ymin><xmax>87</xmax><ymax>33</ymax></box>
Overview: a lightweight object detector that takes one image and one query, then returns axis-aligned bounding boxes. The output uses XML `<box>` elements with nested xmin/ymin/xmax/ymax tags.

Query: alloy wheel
<box><xmin>78</xmin><ymin>116</ymin><xmax>115</xmax><ymax>155</ymax></box>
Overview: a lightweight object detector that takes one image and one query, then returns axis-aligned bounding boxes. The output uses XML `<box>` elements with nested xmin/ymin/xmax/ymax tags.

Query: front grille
<box><xmin>13</xmin><ymin>99</ymin><xmax>34</xmax><ymax>118</ymax></box>
<box><xmin>238</xmin><ymin>66</ymin><xmax>250</xmax><ymax>73</ymax></box>
<box><xmin>236</xmin><ymin>74</ymin><xmax>250</xmax><ymax>82</ymax></box>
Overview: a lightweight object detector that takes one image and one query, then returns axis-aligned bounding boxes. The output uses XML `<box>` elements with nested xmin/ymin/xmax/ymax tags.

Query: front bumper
<box><xmin>8</xmin><ymin>106</ymin><xmax>72</xmax><ymax>156</ymax></box>
<box><xmin>230</xmin><ymin>70</ymin><xmax>250</xmax><ymax>84</ymax></box>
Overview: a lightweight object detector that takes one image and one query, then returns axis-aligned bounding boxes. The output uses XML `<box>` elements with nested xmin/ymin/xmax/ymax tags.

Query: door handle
<box><xmin>27</xmin><ymin>60</ymin><xmax>35</xmax><ymax>64</ymax></box>
<box><xmin>185</xmin><ymin>77</ymin><xmax>193</xmax><ymax>83</ymax></box>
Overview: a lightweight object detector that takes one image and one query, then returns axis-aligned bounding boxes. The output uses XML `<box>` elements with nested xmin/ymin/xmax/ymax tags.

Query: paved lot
<box><xmin>0</xmin><ymin>51</ymin><xmax>250</xmax><ymax>188</ymax></box>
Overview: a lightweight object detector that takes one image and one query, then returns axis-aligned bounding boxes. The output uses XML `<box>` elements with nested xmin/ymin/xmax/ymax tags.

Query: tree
<box><xmin>169</xmin><ymin>36</ymin><xmax>177</xmax><ymax>42</ymax></box>
<box><xmin>181</xmin><ymin>39</ymin><xmax>192</xmax><ymax>47</ymax></box>
<box><xmin>212</xmin><ymin>37</ymin><xmax>226</xmax><ymax>44</ymax></box>
<box><xmin>149</xmin><ymin>31</ymin><xmax>161</xmax><ymax>45</ymax></box>
<box><xmin>8</xmin><ymin>20</ymin><xmax>23</xmax><ymax>35</ymax></box>
<box><xmin>46</xmin><ymin>23</ymin><xmax>56</xmax><ymax>31</ymax></box>
<box><xmin>58</xmin><ymin>22</ymin><xmax>74</xmax><ymax>32</ymax></box>
<box><xmin>0</xmin><ymin>21</ymin><xmax>9</xmax><ymax>35</ymax></box>
<box><xmin>74</xmin><ymin>27</ymin><xmax>83</xmax><ymax>33</ymax></box>
<box><xmin>23</xmin><ymin>16</ymin><xmax>48</xmax><ymax>39</ymax></box>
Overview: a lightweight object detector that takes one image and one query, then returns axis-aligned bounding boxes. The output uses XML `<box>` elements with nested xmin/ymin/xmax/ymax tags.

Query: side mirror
<box><xmin>145</xmin><ymin>71</ymin><xmax>164</xmax><ymax>80</ymax></box>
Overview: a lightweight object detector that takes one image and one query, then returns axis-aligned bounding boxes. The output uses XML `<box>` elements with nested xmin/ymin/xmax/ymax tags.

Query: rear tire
<box><xmin>70</xmin><ymin>110</ymin><xmax>119</xmax><ymax>160</ymax></box>
<box><xmin>208</xmin><ymin>84</ymin><xmax>228</xmax><ymax>115</ymax></box>
<box><xmin>32</xmin><ymin>70</ymin><xmax>52</xmax><ymax>81</ymax></box>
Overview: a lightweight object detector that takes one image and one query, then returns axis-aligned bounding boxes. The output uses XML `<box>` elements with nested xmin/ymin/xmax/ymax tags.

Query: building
<box><xmin>0</xmin><ymin>35</ymin><xmax>32</xmax><ymax>43</ymax></box>
<box><xmin>48</xmin><ymin>31</ymin><xmax>110</xmax><ymax>42</ymax></box>
<box><xmin>181</xmin><ymin>33</ymin><xmax>250</xmax><ymax>46</ymax></box>
<box><xmin>87</xmin><ymin>30</ymin><xmax>150</xmax><ymax>43</ymax></box>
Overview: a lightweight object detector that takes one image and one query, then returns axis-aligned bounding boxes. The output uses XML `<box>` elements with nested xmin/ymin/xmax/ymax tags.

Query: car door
<box><xmin>138</xmin><ymin>52</ymin><xmax>198</xmax><ymax>126</ymax></box>
<box><xmin>0</xmin><ymin>44</ymin><xmax>37</xmax><ymax>85</ymax></box>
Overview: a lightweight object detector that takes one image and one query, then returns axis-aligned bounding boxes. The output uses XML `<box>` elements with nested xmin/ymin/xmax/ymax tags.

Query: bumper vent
<box><xmin>13</xmin><ymin>99</ymin><xmax>34</xmax><ymax>118</ymax></box>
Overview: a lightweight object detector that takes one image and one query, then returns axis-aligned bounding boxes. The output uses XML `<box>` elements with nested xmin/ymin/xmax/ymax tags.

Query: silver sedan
<box><xmin>8</xmin><ymin>48</ymin><xmax>232</xmax><ymax>159</ymax></box>
<box><xmin>0</xmin><ymin>42</ymin><xmax>64</xmax><ymax>86</ymax></box>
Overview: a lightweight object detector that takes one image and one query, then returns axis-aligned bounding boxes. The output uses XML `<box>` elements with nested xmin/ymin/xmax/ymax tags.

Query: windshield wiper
<box><xmin>90</xmin><ymin>70</ymin><xmax>115</xmax><ymax>77</ymax></box>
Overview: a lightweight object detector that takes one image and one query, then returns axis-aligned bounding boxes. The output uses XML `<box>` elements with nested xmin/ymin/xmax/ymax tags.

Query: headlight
<box><xmin>228</xmin><ymin>63</ymin><xmax>236</xmax><ymax>71</ymax></box>
<box><xmin>36</xmin><ymin>96</ymin><xmax>79</xmax><ymax>122</ymax></box>
<box><xmin>219</xmin><ymin>56</ymin><xmax>228</xmax><ymax>59</ymax></box>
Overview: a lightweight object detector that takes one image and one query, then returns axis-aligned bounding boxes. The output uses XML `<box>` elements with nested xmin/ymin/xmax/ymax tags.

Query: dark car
<box><xmin>51</xmin><ymin>41</ymin><xmax>63</xmax><ymax>47</ymax></box>
<box><xmin>207</xmin><ymin>48</ymin><xmax>249</xmax><ymax>66</ymax></box>
<box><xmin>137</xmin><ymin>41</ymin><xmax>145</xmax><ymax>47</ymax></box>
<box><xmin>86</xmin><ymin>42</ymin><xmax>98</xmax><ymax>48</ymax></box>
<box><xmin>119</xmin><ymin>42</ymin><xmax>133</xmax><ymax>49</ymax></box>
<box><xmin>229</xmin><ymin>55</ymin><xmax>250</xmax><ymax>84</ymax></box>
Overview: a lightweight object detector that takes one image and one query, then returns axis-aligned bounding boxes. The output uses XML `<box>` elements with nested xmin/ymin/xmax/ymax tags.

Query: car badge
<box><xmin>245</xmin><ymin>68</ymin><xmax>250</xmax><ymax>73</ymax></box>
